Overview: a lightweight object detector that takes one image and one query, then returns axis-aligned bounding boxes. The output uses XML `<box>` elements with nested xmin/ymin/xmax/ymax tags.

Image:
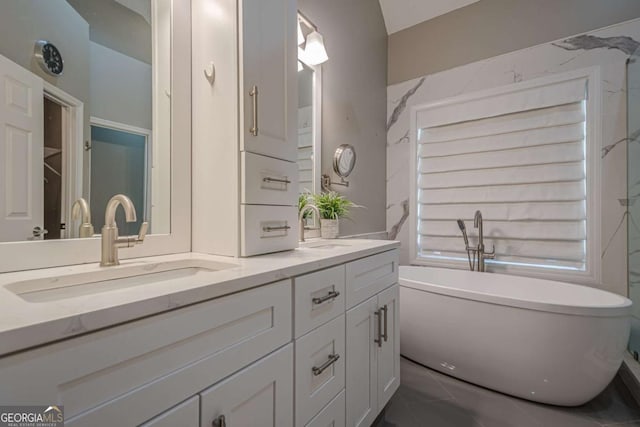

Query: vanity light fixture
<box><xmin>303</xmin><ymin>31</ymin><xmax>329</xmax><ymax>65</ymax></box>
<box><xmin>298</xmin><ymin>12</ymin><xmax>329</xmax><ymax>66</ymax></box>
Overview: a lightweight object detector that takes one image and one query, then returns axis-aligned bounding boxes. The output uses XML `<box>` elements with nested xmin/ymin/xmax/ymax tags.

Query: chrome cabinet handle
<box><xmin>263</xmin><ymin>176</ymin><xmax>291</xmax><ymax>185</ymax></box>
<box><xmin>212</xmin><ymin>415</ymin><xmax>226</xmax><ymax>427</ymax></box>
<box><xmin>312</xmin><ymin>290</ymin><xmax>340</xmax><ymax>305</ymax></box>
<box><xmin>381</xmin><ymin>305</ymin><xmax>388</xmax><ymax>342</ymax></box>
<box><xmin>249</xmin><ymin>85</ymin><xmax>258</xmax><ymax>136</ymax></box>
<box><xmin>32</xmin><ymin>226</ymin><xmax>48</xmax><ymax>237</ymax></box>
<box><xmin>374</xmin><ymin>308</ymin><xmax>382</xmax><ymax>347</ymax></box>
<box><xmin>312</xmin><ymin>353</ymin><xmax>340</xmax><ymax>376</ymax></box>
<box><xmin>263</xmin><ymin>225</ymin><xmax>291</xmax><ymax>232</ymax></box>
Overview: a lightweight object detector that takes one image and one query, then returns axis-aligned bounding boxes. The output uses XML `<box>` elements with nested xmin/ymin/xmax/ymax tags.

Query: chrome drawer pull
<box><xmin>312</xmin><ymin>353</ymin><xmax>340</xmax><ymax>376</ymax></box>
<box><xmin>381</xmin><ymin>304</ymin><xmax>388</xmax><ymax>342</ymax></box>
<box><xmin>312</xmin><ymin>290</ymin><xmax>340</xmax><ymax>305</ymax></box>
<box><xmin>263</xmin><ymin>225</ymin><xmax>291</xmax><ymax>232</ymax></box>
<box><xmin>212</xmin><ymin>415</ymin><xmax>226</xmax><ymax>427</ymax></box>
<box><xmin>374</xmin><ymin>309</ymin><xmax>382</xmax><ymax>347</ymax></box>
<box><xmin>249</xmin><ymin>85</ymin><xmax>259</xmax><ymax>136</ymax></box>
<box><xmin>263</xmin><ymin>176</ymin><xmax>291</xmax><ymax>184</ymax></box>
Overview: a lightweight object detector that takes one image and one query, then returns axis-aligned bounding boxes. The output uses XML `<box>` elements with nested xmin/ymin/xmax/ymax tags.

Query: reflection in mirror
<box><xmin>297</xmin><ymin>12</ymin><xmax>323</xmax><ymax>198</ymax></box>
<box><xmin>0</xmin><ymin>0</ymin><xmax>171</xmax><ymax>243</ymax></box>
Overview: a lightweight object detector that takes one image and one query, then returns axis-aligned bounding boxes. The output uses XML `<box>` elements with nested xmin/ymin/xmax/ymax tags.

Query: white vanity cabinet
<box><xmin>192</xmin><ymin>0</ymin><xmax>298</xmax><ymax>257</ymax></box>
<box><xmin>0</xmin><ymin>280</ymin><xmax>292</xmax><ymax>427</ymax></box>
<box><xmin>0</xmin><ymin>246</ymin><xmax>400</xmax><ymax>427</ymax></box>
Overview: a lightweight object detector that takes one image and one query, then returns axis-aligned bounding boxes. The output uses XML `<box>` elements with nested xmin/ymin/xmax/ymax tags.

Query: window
<box><xmin>409</xmin><ymin>68</ymin><xmax>600</xmax><ymax>283</ymax></box>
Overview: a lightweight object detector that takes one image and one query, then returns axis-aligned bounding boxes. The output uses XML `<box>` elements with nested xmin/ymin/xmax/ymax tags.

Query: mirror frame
<box><xmin>297</xmin><ymin>11</ymin><xmax>323</xmax><ymax>195</ymax></box>
<box><xmin>0</xmin><ymin>0</ymin><xmax>191</xmax><ymax>272</ymax></box>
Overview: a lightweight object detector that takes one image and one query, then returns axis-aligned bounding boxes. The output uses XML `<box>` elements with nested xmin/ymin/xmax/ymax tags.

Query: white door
<box><xmin>200</xmin><ymin>344</ymin><xmax>294</xmax><ymax>427</ymax></box>
<box><xmin>0</xmin><ymin>54</ymin><xmax>44</xmax><ymax>241</ymax></box>
<box><xmin>377</xmin><ymin>285</ymin><xmax>401</xmax><ymax>409</ymax></box>
<box><xmin>346</xmin><ymin>296</ymin><xmax>378</xmax><ymax>427</ymax></box>
<box><xmin>241</xmin><ymin>0</ymin><xmax>296</xmax><ymax>162</ymax></box>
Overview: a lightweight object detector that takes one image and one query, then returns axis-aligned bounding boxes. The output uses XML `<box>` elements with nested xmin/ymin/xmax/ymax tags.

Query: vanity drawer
<box><xmin>242</xmin><ymin>151</ymin><xmax>298</xmax><ymax>206</ymax></box>
<box><xmin>241</xmin><ymin>205</ymin><xmax>298</xmax><ymax>256</ymax></box>
<box><xmin>294</xmin><ymin>265</ymin><xmax>346</xmax><ymax>338</ymax></box>
<box><xmin>305</xmin><ymin>390</ymin><xmax>345</xmax><ymax>427</ymax></box>
<box><xmin>295</xmin><ymin>315</ymin><xmax>345</xmax><ymax>427</ymax></box>
<box><xmin>345</xmin><ymin>250</ymin><xmax>399</xmax><ymax>309</ymax></box>
<box><xmin>0</xmin><ymin>280</ymin><xmax>292</xmax><ymax>427</ymax></box>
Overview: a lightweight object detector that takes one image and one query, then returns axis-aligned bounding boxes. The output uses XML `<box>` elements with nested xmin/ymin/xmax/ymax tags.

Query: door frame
<box><xmin>43</xmin><ymin>82</ymin><xmax>84</xmax><ymax>238</ymax></box>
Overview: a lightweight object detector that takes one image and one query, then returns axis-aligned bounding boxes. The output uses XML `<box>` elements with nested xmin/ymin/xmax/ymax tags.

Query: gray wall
<box><xmin>388</xmin><ymin>0</ymin><xmax>640</xmax><ymax>85</ymax></box>
<box><xmin>298</xmin><ymin>0</ymin><xmax>388</xmax><ymax>237</ymax></box>
<box><xmin>90</xmin><ymin>41</ymin><xmax>152</xmax><ymax>129</ymax></box>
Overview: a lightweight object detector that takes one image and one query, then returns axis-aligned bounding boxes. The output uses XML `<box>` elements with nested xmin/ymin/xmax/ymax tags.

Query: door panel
<box><xmin>200</xmin><ymin>345</ymin><xmax>293</xmax><ymax>427</ymax></box>
<box><xmin>346</xmin><ymin>296</ymin><xmax>378</xmax><ymax>427</ymax></box>
<box><xmin>241</xmin><ymin>0</ymin><xmax>296</xmax><ymax>161</ymax></box>
<box><xmin>0</xmin><ymin>54</ymin><xmax>44</xmax><ymax>241</ymax></box>
<box><xmin>377</xmin><ymin>285</ymin><xmax>400</xmax><ymax>409</ymax></box>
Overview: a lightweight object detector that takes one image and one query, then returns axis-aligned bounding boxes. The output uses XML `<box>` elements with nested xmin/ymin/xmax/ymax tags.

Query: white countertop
<box><xmin>0</xmin><ymin>239</ymin><xmax>399</xmax><ymax>356</ymax></box>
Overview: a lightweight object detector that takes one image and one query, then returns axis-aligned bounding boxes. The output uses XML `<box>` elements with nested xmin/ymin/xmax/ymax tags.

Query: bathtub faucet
<box><xmin>473</xmin><ymin>210</ymin><xmax>495</xmax><ymax>272</ymax></box>
<box><xmin>456</xmin><ymin>212</ymin><xmax>495</xmax><ymax>272</ymax></box>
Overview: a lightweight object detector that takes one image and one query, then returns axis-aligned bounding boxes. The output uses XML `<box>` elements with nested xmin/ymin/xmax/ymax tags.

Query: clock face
<box><xmin>35</xmin><ymin>41</ymin><xmax>63</xmax><ymax>76</ymax></box>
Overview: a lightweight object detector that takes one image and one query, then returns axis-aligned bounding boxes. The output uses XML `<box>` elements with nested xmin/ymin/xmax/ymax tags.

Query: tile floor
<box><xmin>373</xmin><ymin>357</ymin><xmax>640</xmax><ymax>427</ymax></box>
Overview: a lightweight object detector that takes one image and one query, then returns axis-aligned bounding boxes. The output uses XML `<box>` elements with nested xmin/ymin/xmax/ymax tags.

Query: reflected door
<box><xmin>0</xmin><ymin>53</ymin><xmax>44</xmax><ymax>241</ymax></box>
<box><xmin>90</xmin><ymin>123</ymin><xmax>148</xmax><ymax>236</ymax></box>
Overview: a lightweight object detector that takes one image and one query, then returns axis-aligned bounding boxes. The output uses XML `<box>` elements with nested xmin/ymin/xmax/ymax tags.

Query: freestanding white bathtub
<box><xmin>399</xmin><ymin>266</ymin><xmax>632</xmax><ymax>406</ymax></box>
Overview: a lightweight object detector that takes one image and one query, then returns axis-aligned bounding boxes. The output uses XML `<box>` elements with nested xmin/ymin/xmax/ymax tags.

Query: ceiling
<box><xmin>379</xmin><ymin>0</ymin><xmax>480</xmax><ymax>34</ymax></box>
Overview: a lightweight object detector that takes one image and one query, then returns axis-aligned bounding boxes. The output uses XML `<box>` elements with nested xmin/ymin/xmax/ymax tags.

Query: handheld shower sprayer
<box><xmin>457</xmin><ymin>219</ymin><xmax>469</xmax><ymax>247</ymax></box>
<box><xmin>457</xmin><ymin>218</ymin><xmax>475</xmax><ymax>271</ymax></box>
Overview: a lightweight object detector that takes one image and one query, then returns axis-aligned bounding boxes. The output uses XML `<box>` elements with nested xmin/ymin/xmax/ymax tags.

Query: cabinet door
<box><xmin>200</xmin><ymin>344</ymin><xmax>294</xmax><ymax>427</ymax></box>
<box><xmin>377</xmin><ymin>285</ymin><xmax>400</xmax><ymax>410</ymax></box>
<box><xmin>241</xmin><ymin>0</ymin><xmax>296</xmax><ymax>161</ymax></box>
<box><xmin>139</xmin><ymin>396</ymin><xmax>199</xmax><ymax>427</ymax></box>
<box><xmin>345</xmin><ymin>296</ymin><xmax>378</xmax><ymax>427</ymax></box>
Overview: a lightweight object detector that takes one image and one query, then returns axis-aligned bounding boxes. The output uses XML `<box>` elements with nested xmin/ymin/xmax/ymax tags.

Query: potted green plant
<box><xmin>313</xmin><ymin>191</ymin><xmax>355</xmax><ymax>239</ymax></box>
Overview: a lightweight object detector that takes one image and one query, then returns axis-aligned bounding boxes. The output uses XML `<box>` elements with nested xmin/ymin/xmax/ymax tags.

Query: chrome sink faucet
<box><xmin>101</xmin><ymin>194</ymin><xmax>148</xmax><ymax>267</ymax></box>
<box><xmin>299</xmin><ymin>204</ymin><xmax>320</xmax><ymax>242</ymax></box>
<box><xmin>71</xmin><ymin>197</ymin><xmax>94</xmax><ymax>238</ymax></box>
<box><xmin>456</xmin><ymin>210</ymin><xmax>495</xmax><ymax>272</ymax></box>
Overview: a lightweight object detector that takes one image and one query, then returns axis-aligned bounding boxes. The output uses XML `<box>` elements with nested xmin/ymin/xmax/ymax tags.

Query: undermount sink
<box><xmin>5</xmin><ymin>259</ymin><xmax>238</xmax><ymax>303</ymax></box>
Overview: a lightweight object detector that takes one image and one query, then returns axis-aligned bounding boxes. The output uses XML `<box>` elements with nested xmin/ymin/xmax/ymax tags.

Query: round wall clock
<box><xmin>34</xmin><ymin>40</ymin><xmax>64</xmax><ymax>76</ymax></box>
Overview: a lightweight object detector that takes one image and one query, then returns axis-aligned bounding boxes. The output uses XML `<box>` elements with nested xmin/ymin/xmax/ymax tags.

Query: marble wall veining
<box><xmin>386</xmin><ymin>18</ymin><xmax>640</xmax><ymax>297</ymax></box>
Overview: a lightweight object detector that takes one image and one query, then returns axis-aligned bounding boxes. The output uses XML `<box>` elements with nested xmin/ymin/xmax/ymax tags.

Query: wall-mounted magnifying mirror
<box><xmin>322</xmin><ymin>144</ymin><xmax>356</xmax><ymax>190</ymax></box>
<box><xmin>0</xmin><ymin>0</ymin><xmax>171</xmax><ymax>242</ymax></box>
<box><xmin>334</xmin><ymin>144</ymin><xmax>356</xmax><ymax>178</ymax></box>
<box><xmin>297</xmin><ymin>12</ymin><xmax>323</xmax><ymax>196</ymax></box>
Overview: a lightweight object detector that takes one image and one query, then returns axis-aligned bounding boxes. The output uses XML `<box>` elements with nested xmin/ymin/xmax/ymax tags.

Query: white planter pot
<box><xmin>320</xmin><ymin>219</ymin><xmax>339</xmax><ymax>239</ymax></box>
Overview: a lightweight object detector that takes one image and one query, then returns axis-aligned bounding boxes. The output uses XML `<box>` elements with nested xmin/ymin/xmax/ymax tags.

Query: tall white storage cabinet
<box><xmin>192</xmin><ymin>0</ymin><xmax>298</xmax><ymax>257</ymax></box>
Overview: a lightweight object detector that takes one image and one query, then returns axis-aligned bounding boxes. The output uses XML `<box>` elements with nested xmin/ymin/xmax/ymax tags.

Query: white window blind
<box><xmin>414</xmin><ymin>75</ymin><xmax>591</xmax><ymax>273</ymax></box>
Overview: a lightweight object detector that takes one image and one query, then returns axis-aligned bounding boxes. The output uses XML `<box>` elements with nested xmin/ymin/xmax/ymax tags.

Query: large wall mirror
<box><xmin>0</xmin><ymin>0</ymin><xmax>190</xmax><ymax>271</ymax></box>
<box><xmin>297</xmin><ymin>12</ymin><xmax>324</xmax><ymax>196</ymax></box>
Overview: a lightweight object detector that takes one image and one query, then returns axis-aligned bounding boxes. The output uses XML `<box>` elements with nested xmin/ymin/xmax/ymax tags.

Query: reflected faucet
<box><xmin>71</xmin><ymin>198</ymin><xmax>94</xmax><ymax>238</ymax></box>
<box><xmin>299</xmin><ymin>204</ymin><xmax>320</xmax><ymax>242</ymax></box>
<box><xmin>101</xmin><ymin>194</ymin><xmax>148</xmax><ymax>267</ymax></box>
